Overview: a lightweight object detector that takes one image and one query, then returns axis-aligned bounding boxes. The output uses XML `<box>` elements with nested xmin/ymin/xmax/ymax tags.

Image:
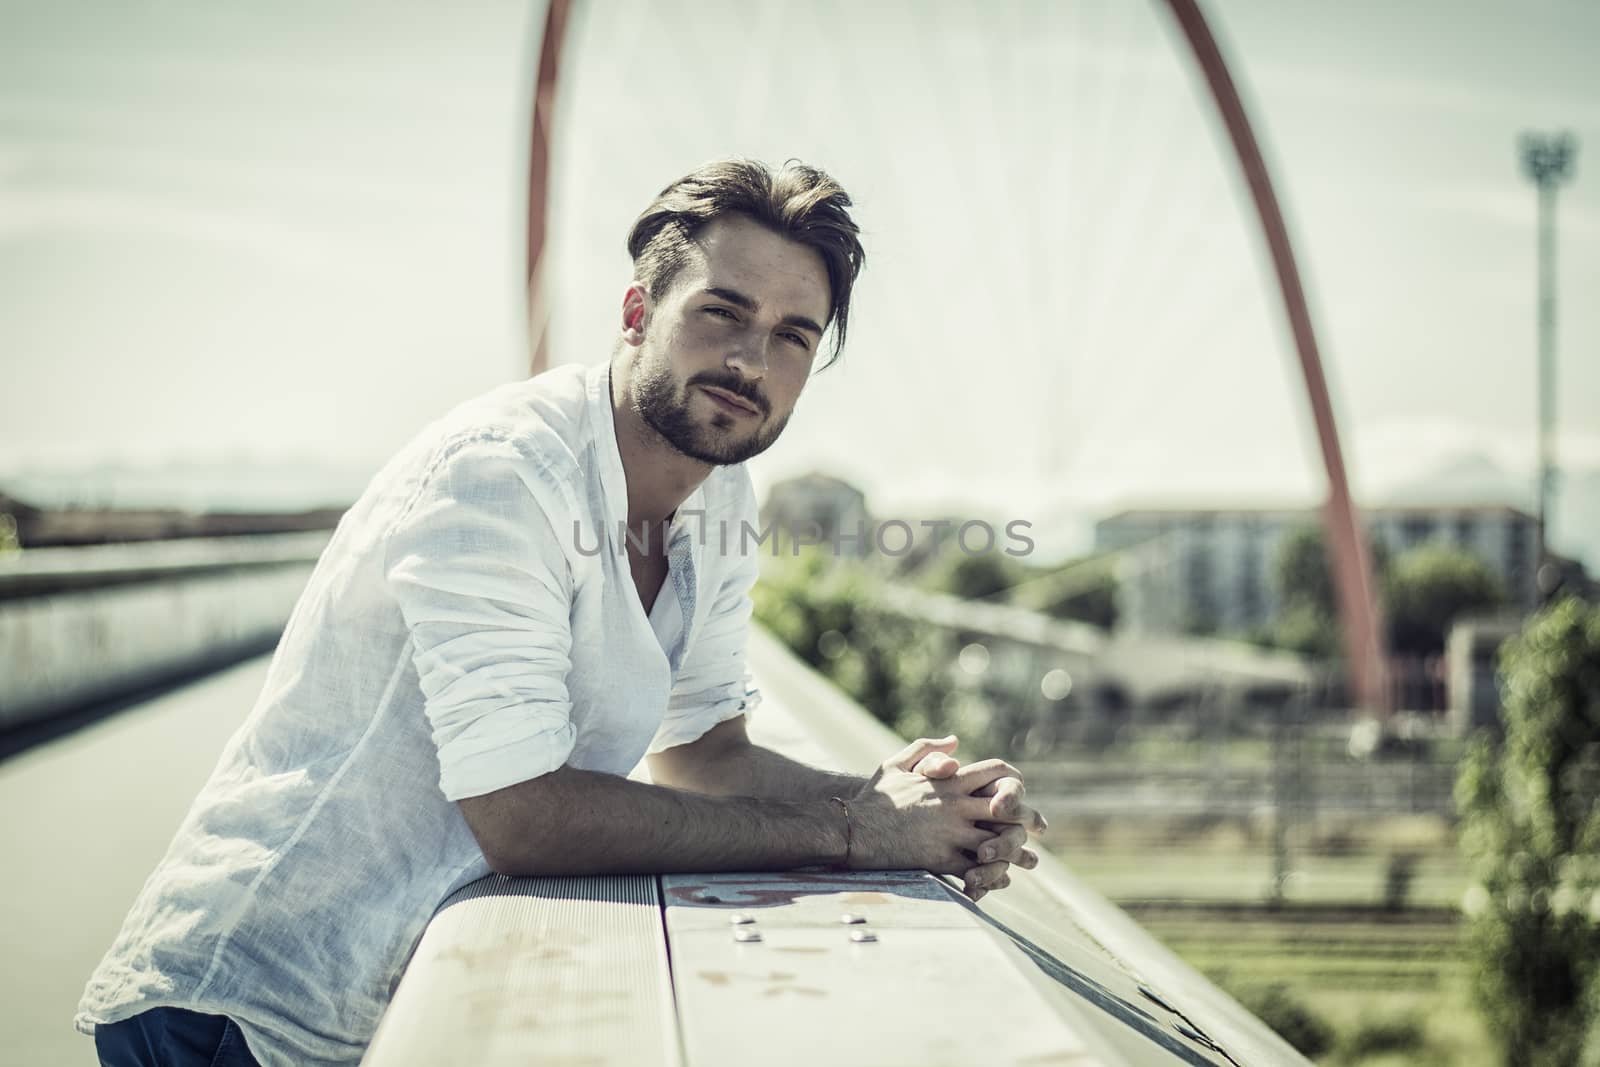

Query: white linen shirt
<box><xmin>75</xmin><ymin>361</ymin><xmax>763</xmax><ymax>1066</ymax></box>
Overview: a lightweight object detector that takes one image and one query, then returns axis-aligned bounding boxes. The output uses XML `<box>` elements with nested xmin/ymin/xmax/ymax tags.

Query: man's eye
<box><xmin>781</xmin><ymin>332</ymin><xmax>809</xmax><ymax>349</ymax></box>
<box><xmin>705</xmin><ymin>307</ymin><xmax>736</xmax><ymax>320</ymax></box>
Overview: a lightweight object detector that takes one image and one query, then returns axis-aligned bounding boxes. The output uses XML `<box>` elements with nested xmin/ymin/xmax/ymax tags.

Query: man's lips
<box><xmin>698</xmin><ymin>384</ymin><xmax>761</xmax><ymax>416</ymax></box>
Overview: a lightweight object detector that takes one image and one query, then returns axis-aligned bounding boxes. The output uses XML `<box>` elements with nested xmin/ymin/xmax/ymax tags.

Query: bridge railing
<box><xmin>0</xmin><ymin>531</ymin><xmax>330</xmax><ymax>731</ymax></box>
<box><xmin>362</xmin><ymin>627</ymin><xmax>1312</xmax><ymax>1066</ymax></box>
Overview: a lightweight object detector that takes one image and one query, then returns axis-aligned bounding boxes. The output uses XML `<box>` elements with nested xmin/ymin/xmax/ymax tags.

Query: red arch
<box><xmin>1161</xmin><ymin>0</ymin><xmax>1390</xmax><ymax>713</ymax></box>
<box><xmin>526</xmin><ymin>0</ymin><xmax>571</xmax><ymax>379</ymax></box>
<box><xmin>523</xmin><ymin>0</ymin><xmax>1392</xmax><ymax>713</ymax></box>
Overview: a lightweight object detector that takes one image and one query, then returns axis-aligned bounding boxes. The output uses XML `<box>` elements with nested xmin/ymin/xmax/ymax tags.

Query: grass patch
<box><xmin>1343</xmin><ymin>1013</ymin><xmax>1427</xmax><ymax>1058</ymax></box>
<box><xmin>1218</xmin><ymin>979</ymin><xmax>1335</xmax><ymax>1058</ymax></box>
<box><xmin>1032</xmin><ymin>810</ymin><xmax>1494</xmax><ymax>1065</ymax></box>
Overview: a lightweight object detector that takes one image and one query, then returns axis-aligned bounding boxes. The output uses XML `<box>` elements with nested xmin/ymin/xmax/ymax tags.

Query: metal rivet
<box><xmin>1138</xmin><ymin>984</ymin><xmax>1178</xmax><ymax>1013</ymax></box>
<box><xmin>839</xmin><ymin>913</ymin><xmax>866</xmax><ymax>925</ymax></box>
<box><xmin>848</xmin><ymin>928</ymin><xmax>877</xmax><ymax>943</ymax></box>
<box><xmin>732</xmin><ymin>927</ymin><xmax>763</xmax><ymax>943</ymax></box>
<box><xmin>730</xmin><ymin>913</ymin><xmax>756</xmax><ymax>925</ymax></box>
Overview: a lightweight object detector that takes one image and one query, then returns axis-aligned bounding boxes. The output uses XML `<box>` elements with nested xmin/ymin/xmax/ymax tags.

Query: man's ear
<box><xmin>620</xmin><ymin>283</ymin><xmax>650</xmax><ymax>347</ymax></box>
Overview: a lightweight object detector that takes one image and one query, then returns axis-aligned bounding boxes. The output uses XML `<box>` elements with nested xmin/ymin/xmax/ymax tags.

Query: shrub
<box><xmin>924</xmin><ymin>550</ymin><xmax>1024</xmax><ymax>601</ymax></box>
<box><xmin>753</xmin><ymin>550</ymin><xmax>975</xmax><ymax>745</ymax></box>
<box><xmin>1456</xmin><ymin>596</ymin><xmax>1600</xmax><ymax>1067</ymax></box>
<box><xmin>1382</xmin><ymin>850</ymin><xmax>1420</xmax><ymax>912</ymax></box>
<box><xmin>1385</xmin><ymin>544</ymin><xmax>1504</xmax><ymax>657</ymax></box>
<box><xmin>1342</xmin><ymin>1012</ymin><xmax>1426</xmax><ymax>1058</ymax></box>
<box><xmin>1229</xmin><ymin>980</ymin><xmax>1334</xmax><ymax>1058</ymax></box>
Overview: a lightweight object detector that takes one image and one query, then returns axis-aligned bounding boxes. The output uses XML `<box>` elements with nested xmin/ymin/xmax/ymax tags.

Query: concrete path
<box><xmin>0</xmin><ymin>654</ymin><xmax>272</xmax><ymax>1065</ymax></box>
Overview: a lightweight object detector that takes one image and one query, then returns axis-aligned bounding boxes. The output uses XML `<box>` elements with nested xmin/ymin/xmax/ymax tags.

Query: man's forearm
<box><xmin>646</xmin><ymin>716</ymin><xmax>869</xmax><ymax>802</ymax></box>
<box><xmin>674</xmin><ymin>741</ymin><xmax>868</xmax><ymax>802</ymax></box>
<box><xmin>459</xmin><ymin>764</ymin><xmax>849</xmax><ymax>877</ymax></box>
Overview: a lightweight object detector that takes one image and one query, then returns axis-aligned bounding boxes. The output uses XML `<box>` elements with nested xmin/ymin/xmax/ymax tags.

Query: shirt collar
<box><xmin>584</xmin><ymin>361</ymin><xmax>629</xmax><ymax>543</ymax></box>
<box><xmin>584</xmin><ymin>361</ymin><xmax>707</xmax><ymax>558</ymax></box>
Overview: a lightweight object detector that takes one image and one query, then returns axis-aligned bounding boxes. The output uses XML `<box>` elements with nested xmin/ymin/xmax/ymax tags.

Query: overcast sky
<box><xmin>2</xmin><ymin>0</ymin><xmax>1596</xmax><ymax>558</ymax></box>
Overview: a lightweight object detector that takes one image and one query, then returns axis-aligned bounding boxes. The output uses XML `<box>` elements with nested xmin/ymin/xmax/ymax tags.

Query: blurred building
<box><xmin>1097</xmin><ymin>504</ymin><xmax>1539</xmax><ymax>635</ymax></box>
<box><xmin>759</xmin><ymin>472</ymin><xmax>871</xmax><ymax>558</ymax></box>
<box><xmin>1445</xmin><ymin>614</ymin><xmax>1523</xmax><ymax>737</ymax></box>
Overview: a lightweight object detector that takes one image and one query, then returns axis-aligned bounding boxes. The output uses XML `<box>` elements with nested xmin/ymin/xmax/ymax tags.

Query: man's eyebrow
<box><xmin>701</xmin><ymin>286</ymin><xmax>824</xmax><ymax>336</ymax></box>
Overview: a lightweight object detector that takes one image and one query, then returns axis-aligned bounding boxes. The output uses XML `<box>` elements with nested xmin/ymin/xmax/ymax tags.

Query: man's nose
<box><xmin>724</xmin><ymin>337</ymin><xmax>768</xmax><ymax>381</ymax></box>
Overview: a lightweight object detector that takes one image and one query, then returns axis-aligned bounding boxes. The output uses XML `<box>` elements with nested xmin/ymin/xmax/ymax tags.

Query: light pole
<box><xmin>1518</xmin><ymin>132</ymin><xmax>1577</xmax><ymax>594</ymax></box>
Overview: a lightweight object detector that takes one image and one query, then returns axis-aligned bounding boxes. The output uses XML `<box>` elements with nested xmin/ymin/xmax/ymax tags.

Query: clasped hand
<box><xmin>853</xmin><ymin>735</ymin><xmax>1046</xmax><ymax>902</ymax></box>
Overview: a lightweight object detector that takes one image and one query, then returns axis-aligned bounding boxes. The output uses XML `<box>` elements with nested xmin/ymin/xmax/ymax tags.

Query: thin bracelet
<box><xmin>829</xmin><ymin>795</ymin><xmax>852</xmax><ymax>870</ymax></box>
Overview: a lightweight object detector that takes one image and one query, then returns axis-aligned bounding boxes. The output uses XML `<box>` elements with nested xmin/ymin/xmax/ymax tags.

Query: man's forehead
<box><xmin>687</xmin><ymin>220</ymin><xmax>831</xmax><ymax>319</ymax></box>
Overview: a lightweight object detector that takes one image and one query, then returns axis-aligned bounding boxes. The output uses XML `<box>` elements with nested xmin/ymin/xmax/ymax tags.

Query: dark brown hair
<box><xmin>626</xmin><ymin>158</ymin><xmax>865</xmax><ymax>368</ymax></box>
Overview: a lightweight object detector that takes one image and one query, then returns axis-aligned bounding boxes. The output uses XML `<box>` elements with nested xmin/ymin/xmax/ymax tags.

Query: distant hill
<box><xmin>0</xmin><ymin>456</ymin><xmax>377</xmax><ymax>514</ymax></box>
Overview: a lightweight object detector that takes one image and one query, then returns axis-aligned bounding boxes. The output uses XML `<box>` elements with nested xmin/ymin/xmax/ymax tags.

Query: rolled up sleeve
<box><xmin>647</xmin><ymin>485</ymin><xmax>763</xmax><ymax>755</ymax></box>
<box><xmin>382</xmin><ymin>432</ymin><xmax>578</xmax><ymax>801</ymax></box>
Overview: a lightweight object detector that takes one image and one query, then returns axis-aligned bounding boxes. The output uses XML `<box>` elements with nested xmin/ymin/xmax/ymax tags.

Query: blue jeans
<box><xmin>95</xmin><ymin>1007</ymin><xmax>260</xmax><ymax>1067</ymax></box>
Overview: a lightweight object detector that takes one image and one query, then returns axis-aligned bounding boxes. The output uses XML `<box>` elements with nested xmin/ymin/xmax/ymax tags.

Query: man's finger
<box><xmin>991</xmin><ymin>803</ymin><xmax>1046</xmax><ymax>835</ymax></box>
<box><xmin>986</xmin><ymin>777</ymin><xmax>1026</xmax><ymax>821</ymax></box>
<box><xmin>912</xmin><ymin>752</ymin><xmax>959</xmax><ymax>778</ymax></box>
<box><xmin>962</xmin><ymin>860</ymin><xmax>1012</xmax><ymax>899</ymax></box>
<box><xmin>888</xmin><ymin>735</ymin><xmax>959</xmax><ymax>772</ymax></box>
<box><xmin>979</xmin><ymin>792</ymin><xmax>1048</xmax><ymax>835</ymax></box>
<box><xmin>953</xmin><ymin>758</ymin><xmax>1021</xmax><ymax>794</ymax></box>
<box><xmin>953</xmin><ymin>796</ymin><xmax>1007</xmax><ymax>827</ymax></box>
<box><xmin>975</xmin><ymin>823</ymin><xmax>1029</xmax><ymax>864</ymax></box>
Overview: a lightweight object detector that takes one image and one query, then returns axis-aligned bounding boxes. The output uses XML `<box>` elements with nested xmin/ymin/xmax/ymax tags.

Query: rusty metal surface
<box><xmin>362</xmin><ymin>874</ymin><xmax>679</xmax><ymax>1067</ymax></box>
<box><xmin>662</xmin><ymin>870</ymin><xmax>1115</xmax><ymax>1067</ymax></box>
<box><xmin>662</xmin><ymin>869</ymin><xmax>969</xmax><ymax>931</ymax></box>
<box><xmin>662</xmin><ymin>868</ymin><xmax>1243</xmax><ymax>1067</ymax></box>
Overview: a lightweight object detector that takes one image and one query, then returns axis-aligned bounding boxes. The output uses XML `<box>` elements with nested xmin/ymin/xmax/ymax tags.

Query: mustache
<box><xmin>690</xmin><ymin>373</ymin><xmax>768</xmax><ymax>415</ymax></box>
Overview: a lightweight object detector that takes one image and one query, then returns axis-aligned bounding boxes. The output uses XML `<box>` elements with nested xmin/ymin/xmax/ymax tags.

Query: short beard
<box><xmin>632</xmin><ymin>352</ymin><xmax>787</xmax><ymax>466</ymax></box>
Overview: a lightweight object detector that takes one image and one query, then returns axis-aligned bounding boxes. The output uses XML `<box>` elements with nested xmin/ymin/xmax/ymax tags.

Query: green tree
<box><xmin>1036</xmin><ymin>568</ymin><xmax>1118</xmax><ymax>629</ymax></box>
<box><xmin>1267</xmin><ymin>526</ymin><xmax>1357</xmax><ymax>656</ymax></box>
<box><xmin>1385</xmin><ymin>543</ymin><xmax>1504</xmax><ymax>657</ymax></box>
<box><xmin>0</xmin><ymin>512</ymin><xmax>20</xmax><ymax>554</ymax></box>
<box><xmin>924</xmin><ymin>550</ymin><xmax>1024</xmax><ymax>602</ymax></box>
<box><xmin>753</xmin><ymin>549</ymin><xmax>955</xmax><ymax>737</ymax></box>
<box><xmin>1011</xmin><ymin>559</ymin><xmax>1120</xmax><ymax>629</ymax></box>
<box><xmin>1275</xmin><ymin>525</ymin><xmax>1337</xmax><ymax>615</ymax></box>
<box><xmin>1267</xmin><ymin>600</ymin><xmax>1341</xmax><ymax>658</ymax></box>
<box><xmin>1456</xmin><ymin>597</ymin><xmax>1600</xmax><ymax>1067</ymax></box>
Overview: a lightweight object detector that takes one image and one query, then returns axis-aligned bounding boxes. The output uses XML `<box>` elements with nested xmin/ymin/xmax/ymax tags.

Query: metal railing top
<box><xmin>0</xmin><ymin>529</ymin><xmax>332</xmax><ymax>598</ymax></box>
<box><xmin>363</xmin><ymin>628</ymin><xmax>1311</xmax><ymax>1066</ymax></box>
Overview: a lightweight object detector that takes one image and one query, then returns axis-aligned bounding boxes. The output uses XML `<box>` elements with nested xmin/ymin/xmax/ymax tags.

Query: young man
<box><xmin>77</xmin><ymin>159</ymin><xmax>1045</xmax><ymax>1067</ymax></box>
